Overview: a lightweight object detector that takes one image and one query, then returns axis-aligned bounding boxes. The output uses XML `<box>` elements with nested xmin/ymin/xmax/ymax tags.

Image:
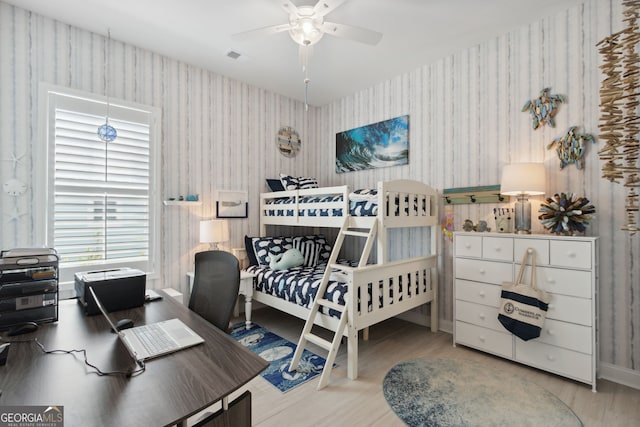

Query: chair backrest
<box><xmin>189</xmin><ymin>250</ymin><xmax>240</xmax><ymax>332</ymax></box>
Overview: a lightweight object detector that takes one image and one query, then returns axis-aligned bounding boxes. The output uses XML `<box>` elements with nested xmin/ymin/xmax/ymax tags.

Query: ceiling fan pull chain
<box><xmin>304</xmin><ymin>78</ymin><xmax>310</xmax><ymax>111</ymax></box>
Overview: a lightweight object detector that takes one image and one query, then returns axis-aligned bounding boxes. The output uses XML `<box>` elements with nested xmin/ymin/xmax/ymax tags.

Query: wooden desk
<box><xmin>0</xmin><ymin>291</ymin><xmax>268</xmax><ymax>427</ymax></box>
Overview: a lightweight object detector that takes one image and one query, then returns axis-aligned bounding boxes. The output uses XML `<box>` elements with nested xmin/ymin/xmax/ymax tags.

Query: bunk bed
<box><xmin>245</xmin><ymin>179</ymin><xmax>439</xmax><ymax>382</ymax></box>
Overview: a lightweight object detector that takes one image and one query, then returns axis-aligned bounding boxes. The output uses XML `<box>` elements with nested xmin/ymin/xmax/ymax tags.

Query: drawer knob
<box><xmin>567</xmin><ymin>251</ymin><xmax>576</xmax><ymax>258</ymax></box>
<box><xmin>479</xmin><ymin>313</ymin><xmax>486</xmax><ymax>320</ymax></box>
<box><xmin>494</xmin><ymin>247</ymin><xmax>501</xmax><ymax>252</ymax></box>
<box><xmin>546</xmin><ymin>277</ymin><xmax>555</xmax><ymax>284</ymax></box>
<box><xmin>547</xmin><ymin>329</ymin><xmax>555</xmax><ymax>336</ymax></box>
<box><xmin>478</xmin><ymin>291</ymin><xmax>486</xmax><ymax>297</ymax></box>
<box><xmin>465</xmin><ymin>243</ymin><xmax>471</xmax><ymax>249</ymax></box>
<box><xmin>547</xmin><ymin>354</ymin><xmax>556</xmax><ymax>361</ymax></box>
<box><xmin>479</xmin><ymin>335</ymin><xmax>486</xmax><ymax>342</ymax></box>
<box><xmin>479</xmin><ymin>269</ymin><xmax>486</xmax><ymax>274</ymax></box>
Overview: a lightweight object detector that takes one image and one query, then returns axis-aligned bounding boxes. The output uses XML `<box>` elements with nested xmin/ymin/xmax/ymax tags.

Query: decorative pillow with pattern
<box><xmin>297</xmin><ymin>176</ymin><xmax>318</xmax><ymax>189</ymax></box>
<box><xmin>279</xmin><ymin>173</ymin><xmax>318</xmax><ymax>190</ymax></box>
<box><xmin>293</xmin><ymin>238</ymin><xmax>321</xmax><ymax>267</ymax></box>
<box><xmin>292</xmin><ymin>235</ymin><xmax>332</xmax><ymax>263</ymax></box>
<box><xmin>279</xmin><ymin>174</ymin><xmax>298</xmax><ymax>190</ymax></box>
<box><xmin>250</xmin><ymin>236</ymin><xmax>293</xmax><ymax>266</ymax></box>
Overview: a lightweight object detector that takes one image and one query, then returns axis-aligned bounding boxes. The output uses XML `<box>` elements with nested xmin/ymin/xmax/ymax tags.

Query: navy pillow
<box><xmin>245</xmin><ymin>235</ymin><xmax>258</xmax><ymax>266</ymax></box>
<box><xmin>266</xmin><ymin>179</ymin><xmax>285</xmax><ymax>192</ymax></box>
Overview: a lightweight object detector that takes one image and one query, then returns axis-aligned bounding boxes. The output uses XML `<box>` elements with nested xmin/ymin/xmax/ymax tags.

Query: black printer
<box><xmin>75</xmin><ymin>268</ymin><xmax>146</xmax><ymax>315</ymax></box>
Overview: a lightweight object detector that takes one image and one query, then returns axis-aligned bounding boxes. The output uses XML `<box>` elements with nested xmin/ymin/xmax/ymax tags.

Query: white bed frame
<box><xmin>250</xmin><ymin>179</ymin><xmax>439</xmax><ymax>380</ymax></box>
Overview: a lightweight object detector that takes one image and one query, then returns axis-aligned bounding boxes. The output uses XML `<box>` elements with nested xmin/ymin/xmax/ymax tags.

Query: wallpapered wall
<box><xmin>319</xmin><ymin>0</ymin><xmax>638</xmax><ymax>378</ymax></box>
<box><xmin>0</xmin><ymin>2</ymin><xmax>320</xmax><ymax>288</ymax></box>
<box><xmin>1</xmin><ymin>0</ymin><xmax>638</xmax><ymax>381</ymax></box>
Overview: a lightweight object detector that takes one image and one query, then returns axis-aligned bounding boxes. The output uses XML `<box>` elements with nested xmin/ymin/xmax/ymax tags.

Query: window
<box><xmin>40</xmin><ymin>86</ymin><xmax>160</xmax><ymax>294</ymax></box>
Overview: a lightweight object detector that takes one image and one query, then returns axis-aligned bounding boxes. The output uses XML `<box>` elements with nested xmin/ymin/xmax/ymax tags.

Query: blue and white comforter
<box><xmin>263</xmin><ymin>194</ymin><xmax>377</xmax><ymax>217</ymax></box>
<box><xmin>263</xmin><ymin>188</ymin><xmax>426</xmax><ymax>218</ymax></box>
<box><xmin>247</xmin><ymin>260</ymin><xmax>358</xmax><ymax>318</ymax></box>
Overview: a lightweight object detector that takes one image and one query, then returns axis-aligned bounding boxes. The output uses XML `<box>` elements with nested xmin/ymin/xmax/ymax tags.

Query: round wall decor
<box><xmin>276</xmin><ymin>126</ymin><xmax>301</xmax><ymax>157</ymax></box>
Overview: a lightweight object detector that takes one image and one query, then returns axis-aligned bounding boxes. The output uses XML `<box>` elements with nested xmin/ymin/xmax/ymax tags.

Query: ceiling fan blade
<box><xmin>322</xmin><ymin>21</ymin><xmax>383</xmax><ymax>45</ymax></box>
<box><xmin>232</xmin><ymin>23</ymin><xmax>292</xmax><ymax>42</ymax></box>
<box><xmin>313</xmin><ymin>0</ymin><xmax>347</xmax><ymax>17</ymax></box>
<box><xmin>274</xmin><ymin>0</ymin><xmax>300</xmax><ymax>16</ymax></box>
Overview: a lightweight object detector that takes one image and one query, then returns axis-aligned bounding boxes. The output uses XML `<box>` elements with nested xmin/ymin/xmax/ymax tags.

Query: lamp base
<box><xmin>514</xmin><ymin>196</ymin><xmax>532</xmax><ymax>234</ymax></box>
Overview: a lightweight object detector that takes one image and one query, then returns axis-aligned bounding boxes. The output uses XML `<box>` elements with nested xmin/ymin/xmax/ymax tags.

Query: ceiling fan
<box><xmin>232</xmin><ymin>0</ymin><xmax>382</xmax><ymax>107</ymax></box>
<box><xmin>232</xmin><ymin>0</ymin><xmax>383</xmax><ymax>47</ymax></box>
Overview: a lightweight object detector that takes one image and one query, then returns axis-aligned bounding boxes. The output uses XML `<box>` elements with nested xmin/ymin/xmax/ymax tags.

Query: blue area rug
<box><xmin>230</xmin><ymin>323</ymin><xmax>328</xmax><ymax>393</ymax></box>
<box><xmin>383</xmin><ymin>358</ymin><xmax>582</xmax><ymax>427</ymax></box>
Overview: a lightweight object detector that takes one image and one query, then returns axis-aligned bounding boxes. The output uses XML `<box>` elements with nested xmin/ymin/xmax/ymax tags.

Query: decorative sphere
<box><xmin>97</xmin><ymin>124</ymin><xmax>117</xmax><ymax>142</ymax></box>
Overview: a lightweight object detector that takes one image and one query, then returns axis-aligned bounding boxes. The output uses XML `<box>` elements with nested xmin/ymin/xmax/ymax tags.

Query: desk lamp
<box><xmin>199</xmin><ymin>219</ymin><xmax>229</xmax><ymax>250</ymax></box>
<box><xmin>500</xmin><ymin>163</ymin><xmax>546</xmax><ymax>234</ymax></box>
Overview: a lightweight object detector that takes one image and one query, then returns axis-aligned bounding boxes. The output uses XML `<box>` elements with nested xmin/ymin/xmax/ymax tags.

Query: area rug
<box><xmin>383</xmin><ymin>358</ymin><xmax>582</xmax><ymax>427</ymax></box>
<box><xmin>230</xmin><ymin>322</ymin><xmax>329</xmax><ymax>393</ymax></box>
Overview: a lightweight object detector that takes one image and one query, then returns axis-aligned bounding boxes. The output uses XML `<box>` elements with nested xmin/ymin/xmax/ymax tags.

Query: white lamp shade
<box><xmin>199</xmin><ymin>220</ymin><xmax>229</xmax><ymax>244</ymax></box>
<box><xmin>500</xmin><ymin>163</ymin><xmax>546</xmax><ymax>196</ymax></box>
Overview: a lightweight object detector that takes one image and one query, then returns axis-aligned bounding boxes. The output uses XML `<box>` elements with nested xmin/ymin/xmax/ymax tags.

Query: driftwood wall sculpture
<box><xmin>597</xmin><ymin>0</ymin><xmax>640</xmax><ymax>235</ymax></box>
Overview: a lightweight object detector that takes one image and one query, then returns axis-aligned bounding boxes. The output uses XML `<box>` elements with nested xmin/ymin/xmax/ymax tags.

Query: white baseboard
<box><xmin>599</xmin><ymin>362</ymin><xmax>640</xmax><ymax>390</ymax></box>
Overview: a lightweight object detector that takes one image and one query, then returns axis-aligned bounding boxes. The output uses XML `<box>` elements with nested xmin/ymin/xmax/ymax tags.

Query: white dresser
<box><xmin>453</xmin><ymin>232</ymin><xmax>598</xmax><ymax>391</ymax></box>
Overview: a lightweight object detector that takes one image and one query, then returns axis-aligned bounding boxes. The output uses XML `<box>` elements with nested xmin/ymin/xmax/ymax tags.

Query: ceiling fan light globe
<box><xmin>289</xmin><ymin>16</ymin><xmax>324</xmax><ymax>46</ymax></box>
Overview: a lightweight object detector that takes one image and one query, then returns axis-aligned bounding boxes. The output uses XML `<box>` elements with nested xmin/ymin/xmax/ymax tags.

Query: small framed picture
<box><xmin>216</xmin><ymin>190</ymin><xmax>248</xmax><ymax>218</ymax></box>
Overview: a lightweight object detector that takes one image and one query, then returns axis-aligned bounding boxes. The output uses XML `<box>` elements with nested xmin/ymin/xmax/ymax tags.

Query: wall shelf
<box><xmin>163</xmin><ymin>200</ymin><xmax>202</xmax><ymax>206</ymax></box>
<box><xmin>443</xmin><ymin>185</ymin><xmax>509</xmax><ymax>205</ymax></box>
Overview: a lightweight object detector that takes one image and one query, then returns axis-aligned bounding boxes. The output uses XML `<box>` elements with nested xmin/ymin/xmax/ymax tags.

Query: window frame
<box><xmin>36</xmin><ymin>84</ymin><xmax>161</xmax><ymax>294</ymax></box>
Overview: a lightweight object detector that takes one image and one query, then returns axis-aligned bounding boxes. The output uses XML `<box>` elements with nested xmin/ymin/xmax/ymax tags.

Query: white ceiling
<box><xmin>6</xmin><ymin>0</ymin><xmax>584</xmax><ymax>106</ymax></box>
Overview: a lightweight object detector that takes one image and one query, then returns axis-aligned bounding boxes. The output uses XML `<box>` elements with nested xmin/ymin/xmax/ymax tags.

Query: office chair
<box><xmin>189</xmin><ymin>250</ymin><xmax>240</xmax><ymax>332</ymax></box>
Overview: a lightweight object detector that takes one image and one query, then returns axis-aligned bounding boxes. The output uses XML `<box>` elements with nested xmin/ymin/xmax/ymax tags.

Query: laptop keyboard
<box><xmin>134</xmin><ymin>323</ymin><xmax>178</xmax><ymax>355</ymax></box>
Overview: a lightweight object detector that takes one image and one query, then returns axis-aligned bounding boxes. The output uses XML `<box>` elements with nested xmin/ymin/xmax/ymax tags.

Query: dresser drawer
<box><xmin>456</xmin><ymin>300</ymin><xmax>504</xmax><ymax>331</ymax></box>
<box><xmin>516</xmin><ymin>264</ymin><xmax>592</xmax><ymax>298</ymax></box>
<box><xmin>455</xmin><ymin>279</ymin><xmax>501</xmax><ymax>307</ymax></box>
<box><xmin>455</xmin><ymin>234</ymin><xmax>482</xmax><ymax>258</ymax></box>
<box><xmin>482</xmin><ymin>236</ymin><xmax>513</xmax><ymax>261</ymax></box>
<box><xmin>550</xmin><ymin>240</ymin><xmax>592</xmax><ymax>269</ymax></box>
<box><xmin>538</xmin><ymin>318</ymin><xmax>592</xmax><ymax>354</ymax></box>
<box><xmin>514</xmin><ymin>239</ymin><xmax>549</xmax><ymax>265</ymax></box>
<box><xmin>455</xmin><ymin>258</ymin><xmax>512</xmax><ymax>285</ymax></box>
<box><xmin>515</xmin><ymin>340</ymin><xmax>592</xmax><ymax>383</ymax></box>
<box><xmin>455</xmin><ymin>321</ymin><xmax>513</xmax><ymax>358</ymax></box>
<box><xmin>547</xmin><ymin>293</ymin><xmax>592</xmax><ymax>326</ymax></box>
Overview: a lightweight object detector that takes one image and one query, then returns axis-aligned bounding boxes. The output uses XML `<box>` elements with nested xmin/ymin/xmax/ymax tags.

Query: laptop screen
<box><xmin>89</xmin><ymin>286</ymin><xmax>122</xmax><ymax>334</ymax></box>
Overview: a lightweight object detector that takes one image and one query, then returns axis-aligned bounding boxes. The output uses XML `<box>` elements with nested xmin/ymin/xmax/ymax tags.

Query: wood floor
<box><xmin>196</xmin><ymin>307</ymin><xmax>640</xmax><ymax>427</ymax></box>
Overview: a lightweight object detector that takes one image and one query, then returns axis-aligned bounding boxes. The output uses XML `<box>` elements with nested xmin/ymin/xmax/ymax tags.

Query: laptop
<box><xmin>89</xmin><ymin>287</ymin><xmax>204</xmax><ymax>362</ymax></box>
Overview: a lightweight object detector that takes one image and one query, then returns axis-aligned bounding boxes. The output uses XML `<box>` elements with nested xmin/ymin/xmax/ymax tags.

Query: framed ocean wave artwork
<box><xmin>335</xmin><ymin>115</ymin><xmax>409</xmax><ymax>173</ymax></box>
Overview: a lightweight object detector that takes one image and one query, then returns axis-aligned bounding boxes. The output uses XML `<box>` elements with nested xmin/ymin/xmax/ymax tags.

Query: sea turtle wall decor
<box><xmin>547</xmin><ymin>126</ymin><xmax>595</xmax><ymax>169</ymax></box>
<box><xmin>522</xmin><ymin>87</ymin><xmax>565</xmax><ymax>129</ymax></box>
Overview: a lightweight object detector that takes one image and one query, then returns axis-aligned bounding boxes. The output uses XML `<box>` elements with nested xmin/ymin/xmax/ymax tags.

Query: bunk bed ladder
<box><xmin>289</xmin><ymin>216</ymin><xmax>378</xmax><ymax>389</ymax></box>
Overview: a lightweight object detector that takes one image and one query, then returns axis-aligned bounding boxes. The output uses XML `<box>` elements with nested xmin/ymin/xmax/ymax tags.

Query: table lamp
<box><xmin>199</xmin><ymin>219</ymin><xmax>229</xmax><ymax>249</ymax></box>
<box><xmin>500</xmin><ymin>163</ymin><xmax>546</xmax><ymax>234</ymax></box>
